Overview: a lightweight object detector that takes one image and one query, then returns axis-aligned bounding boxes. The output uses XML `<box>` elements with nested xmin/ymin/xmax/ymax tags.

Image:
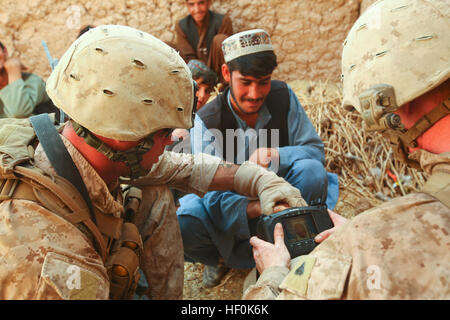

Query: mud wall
<box><xmin>0</xmin><ymin>0</ymin><xmax>379</xmax><ymax>82</ymax></box>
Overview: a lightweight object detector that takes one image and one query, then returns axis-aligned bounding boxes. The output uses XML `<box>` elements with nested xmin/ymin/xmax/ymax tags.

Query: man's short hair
<box><xmin>226</xmin><ymin>51</ymin><xmax>278</xmax><ymax>78</ymax></box>
<box><xmin>187</xmin><ymin>59</ymin><xmax>218</xmax><ymax>88</ymax></box>
<box><xmin>0</xmin><ymin>41</ymin><xmax>5</xmax><ymax>51</ymax></box>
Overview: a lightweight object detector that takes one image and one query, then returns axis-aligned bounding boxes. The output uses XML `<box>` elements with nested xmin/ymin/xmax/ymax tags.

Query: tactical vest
<box><xmin>197</xmin><ymin>80</ymin><xmax>291</xmax><ymax>162</ymax></box>
<box><xmin>179</xmin><ymin>10</ymin><xmax>224</xmax><ymax>58</ymax></box>
<box><xmin>0</xmin><ymin>115</ymin><xmax>142</xmax><ymax>299</ymax></box>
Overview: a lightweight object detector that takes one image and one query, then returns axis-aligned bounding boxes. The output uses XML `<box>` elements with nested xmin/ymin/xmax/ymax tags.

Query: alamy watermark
<box><xmin>66</xmin><ymin>5</ymin><xmax>82</xmax><ymax>30</ymax></box>
<box><xmin>366</xmin><ymin>265</ymin><xmax>381</xmax><ymax>290</ymax></box>
<box><xmin>171</xmin><ymin>128</ymin><xmax>281</xmax><ymax>173</ymax></box>
<box><xmin>66</xmin><ymin>265</ymin><xmax>81</xmax><ymax>290</ymax></box>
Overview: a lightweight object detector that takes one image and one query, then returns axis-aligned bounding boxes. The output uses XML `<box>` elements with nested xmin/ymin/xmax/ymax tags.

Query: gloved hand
<box><xmin>233</xmin><ymin>161</ymin><xmax>307</xmax><ymax>215</ymax></box>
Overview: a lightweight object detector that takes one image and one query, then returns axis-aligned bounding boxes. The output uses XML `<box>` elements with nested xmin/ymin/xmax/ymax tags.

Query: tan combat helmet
<box><xmin>341</xmin><ymin>0</ymin><xmax>450</xmax><ymax>166</ymax></box>
<box><xmin>47</xmin><ymin>24</ymin><xmax>195</xmax><ymax>142</ymax></box>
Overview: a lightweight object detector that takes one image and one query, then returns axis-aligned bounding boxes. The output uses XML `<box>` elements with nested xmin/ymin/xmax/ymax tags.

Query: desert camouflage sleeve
<box><xmin>130</xmin><ymin>151</ymin><xmax>222</xmax><ymax>196</ymax></box>
<box><xmin>242</xmin><ymin>266</ymin><xmax>290</xmax><ymax>300</ymax></box>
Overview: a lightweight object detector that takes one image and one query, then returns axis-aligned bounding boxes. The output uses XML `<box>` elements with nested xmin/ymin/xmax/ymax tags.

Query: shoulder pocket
<box><xmin>280</xmin><ymin>253</ymin><xmax>352</xmax><ymax>300</ymax></box>
<box><xmin>35</xmin><ymin>252</ymin><xmax>109</xmax><ymax>300</ymax></box>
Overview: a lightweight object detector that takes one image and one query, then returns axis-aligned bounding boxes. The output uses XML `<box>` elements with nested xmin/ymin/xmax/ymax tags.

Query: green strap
<box><xmin>71</xmin><ymin>121</ymin><xmax>154</xmax><ymax>179</ymax></box>
<box><xmin>399</xmin><ymin>98</ymin><xmax>450</xmax><ymax>149</ymax></box>
<box><xmin>421</xmin><ymin>170</ymin><xmax>450</xmax><ymax>209</ymax></box>
<box><xmin>29</xmin><ymin>114</ymin><xmax>97</xmax><ymax>223</ymax></box>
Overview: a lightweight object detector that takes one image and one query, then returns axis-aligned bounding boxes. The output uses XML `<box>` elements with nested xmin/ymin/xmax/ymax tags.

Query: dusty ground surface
<box><xmin>183</xmin><ymin>262</ymin><xmax>252</xmax><ymax>300</ymax></box>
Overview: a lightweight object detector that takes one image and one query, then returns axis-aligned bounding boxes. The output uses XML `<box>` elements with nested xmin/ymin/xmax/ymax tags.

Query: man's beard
<box><xmin>229</xmin><ymin>77</ymin><xmax>263</xmax><ymax>116</ymax></box>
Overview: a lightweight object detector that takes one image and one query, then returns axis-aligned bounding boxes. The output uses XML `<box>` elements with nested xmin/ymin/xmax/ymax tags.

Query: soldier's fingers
<box><xmin>287</xmin><ymin>197</ymin><xmax>307</xmax><ymax>209</ymax></box>
<box><xmin>261</xmin><ymin>200</ymin><xmax>276</xmax><ymax>215</ymax></box>
<box><xmin>314</xmin><ymin>227</ymin><xmax>335</xmax><ymax>243</ymax></box>
<box><xmin>273</xmin><ymin>223</ymin><xmax>285</xmax><ymax>246</ymax></box>
<box><xmin>273</xmin><ymin>202</ymin><xmax>289</xmax><ymax>212</ymax></box>
<box><xmin>328</xmin><ymin>209</ymin><xmax>348</xmax><ymax>227</ymax></box>
<box><xmin>249</xmin><ymin>236</ymin><xmax>265</xmax><ymax>248</ymax></box>
<box><xmin>252</xmin><ymin>247</ymin><xmax>259</xmax><ymax>259</ymax></box>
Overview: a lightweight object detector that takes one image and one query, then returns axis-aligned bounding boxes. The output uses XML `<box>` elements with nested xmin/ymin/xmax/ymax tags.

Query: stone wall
<box><xmin>0</xmin><ymin>0</ymin><xmax>378</xmax><ymax>83</ymax></box>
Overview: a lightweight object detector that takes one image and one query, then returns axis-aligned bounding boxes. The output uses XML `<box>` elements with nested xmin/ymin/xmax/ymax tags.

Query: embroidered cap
<box><xmin>188</xmin><ymin>60</ymin><xmax>216</xmax><ymax>80</ymax></box>
<box><xmin>222</xmin><ymin>29</ymin><xmax>273</xmax><ymax>63</ymax></box>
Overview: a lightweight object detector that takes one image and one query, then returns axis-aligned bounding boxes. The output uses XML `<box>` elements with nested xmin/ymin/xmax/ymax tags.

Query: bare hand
<box><xmin>4</xmin><ymin>58</ymin><xmax>22</xmax><ymax>83</ymax></box>
<box><xmin>314</xmin><ymin>209</ymin><xmax>348</xmax><ymax>243</ymax></box>
<box><xmin>250</xmin><ymin>223</ymin><xmax>291</xmax><ymax>274</ymax></box>
<box><xmin>247</xmin><ymin>201</ymin><xmax>289</xmax><ymax>219</ymax></box>
<box><xmin>171</xmin><ymin>128</ymin><xmax>189</xmax><ymax>142</ymax></box>
<box><xmin>246</xmin><ymin>200</ymin><xmax>261</xmax><ymax>219</ymax></box>
<box><xmin>248</xmin><ymin>148</ymin><xmax>279</xmax><ymax>168</ymax></box>
<box><xmin>273</xmin><ymin>202</ymin><xmax>290</xmax><ymax>213</ymax></box>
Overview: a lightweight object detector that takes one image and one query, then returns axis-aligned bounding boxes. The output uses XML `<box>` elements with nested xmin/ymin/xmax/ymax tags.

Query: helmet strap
<box><xmin>360</xmin><ymin>85</ymin><xmax>450</xmax><ymax>168</ymax></box>
<box><xmin>394</xmin><ymin>97</ymin><xmax>450</xmax><ymax>167</ymax></box>
<box><xmin>71</xmin><ymin>121</ymin><xmax>154</xmax><ymax>179</ymax></box>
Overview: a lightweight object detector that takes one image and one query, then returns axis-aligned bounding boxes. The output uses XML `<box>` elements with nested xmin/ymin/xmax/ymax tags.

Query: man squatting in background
<box><xmin>175</xmin><ymin>0</ymin><xmax>233</xmax><ymax>85</ymax></box>
<box><xmin>176</xmin><ymin>29</ymin><xmax>339</xmax><ymax>287</ymax></box>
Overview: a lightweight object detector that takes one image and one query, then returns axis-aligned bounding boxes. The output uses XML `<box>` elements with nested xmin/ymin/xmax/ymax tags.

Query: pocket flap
<box><xmin>280</xmin><ymin>253</ymin><xmax>352</xmax><ymax>299</ymax></box>
<box><xmin>40</xmin><ymin>252</ymin><xmax>109</xmax><ymax>300</ymax></box>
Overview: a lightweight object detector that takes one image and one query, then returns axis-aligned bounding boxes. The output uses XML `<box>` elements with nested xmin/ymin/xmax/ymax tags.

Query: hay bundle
<box><xmin>289</xmin><ymin>80</ymin><xmax>428</xmax><ymax>218</ymax></box>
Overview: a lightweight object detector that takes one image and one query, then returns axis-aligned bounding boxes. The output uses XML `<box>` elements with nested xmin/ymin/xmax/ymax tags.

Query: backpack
<box><xmin>0</xmin><ymin>114</ymin><xmax>143</xmax><ymax>299</ymax></box>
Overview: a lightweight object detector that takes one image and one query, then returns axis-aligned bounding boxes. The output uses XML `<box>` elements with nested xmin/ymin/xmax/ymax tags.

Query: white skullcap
<box><xmin>222</xmin><ymin>29</ymin><xmax>273</xmax><ymax>63</ymax></box>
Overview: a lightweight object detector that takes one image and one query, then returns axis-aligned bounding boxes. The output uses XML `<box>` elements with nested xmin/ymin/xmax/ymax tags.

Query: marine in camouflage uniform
<box><xmin>0</xmin><ymin>131</ymin><xmax>222</xmax><ymax>299</ymax></box>
<box><xmin>243</xmin><ymin>0</ymin><xmax>450</xmax><ymax>300</ymax></box>
<box><xmin>0</xmin><ymin>25</ymin><xmax>306</xmax><ymax>300</ymax></box>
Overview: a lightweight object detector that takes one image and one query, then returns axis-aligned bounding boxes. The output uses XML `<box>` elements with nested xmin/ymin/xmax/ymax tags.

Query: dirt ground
<box><xmin>183</xmin><ymin>262</ymin><xmax>252</xmax><ymax>300</ymax></box>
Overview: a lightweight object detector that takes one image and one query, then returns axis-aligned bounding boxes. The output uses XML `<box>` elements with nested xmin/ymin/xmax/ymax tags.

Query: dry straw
<box><xmin>289</xmin><ymin>80</ymin><xmax>428</xmax><ymax>218</ymax></box>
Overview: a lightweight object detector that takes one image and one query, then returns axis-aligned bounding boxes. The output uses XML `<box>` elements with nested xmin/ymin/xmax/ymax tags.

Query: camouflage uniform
<box><xmin>0</xmin><ymin>25</ymin><xmax>214</xmax><ymax>300</ymax></box>
<box><xmin>243</xmin><ymin>150</ymin><xmax>450</xmax><ymax>300</ymax></box>
<box><xmin>0</xmin><ymin>134</ymin><xmax>220</xmax><ymax>299</ymax></box>
<box><xmin>0</xmin><ymin>25</ymin><xmax>326</xmax><ymax>300</ymax></box>
<box><xmin>242</xmin><ymin>0</ymin><xmax>450</xmax><ymax>301</ymax></box>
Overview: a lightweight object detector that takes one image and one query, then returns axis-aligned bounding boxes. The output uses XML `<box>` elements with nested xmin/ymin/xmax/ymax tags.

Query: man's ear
<box><xmin>222</xmin><ymin>64</ymin><xmax>230</xmax><ymax>83</ymax></box>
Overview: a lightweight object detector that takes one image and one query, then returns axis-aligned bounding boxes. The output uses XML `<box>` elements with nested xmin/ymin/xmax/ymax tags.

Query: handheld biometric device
<box><xmin>256</xmin><ymin>205</ymin><xmax>333</xmax><ymax>258</ymax></box>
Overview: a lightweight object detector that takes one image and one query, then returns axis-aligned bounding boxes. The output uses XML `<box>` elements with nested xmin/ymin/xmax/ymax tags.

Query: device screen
<box><xmin>282</xmin><ymin>214</ymin><xmax>318</xmax><ymax>244</ymax></box>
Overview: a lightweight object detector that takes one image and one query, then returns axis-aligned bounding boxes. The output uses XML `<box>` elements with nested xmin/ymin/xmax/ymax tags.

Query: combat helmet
<box><xmin>46</xmin><ymin>25</ymin><xmax>197</xmax><ymax>178</ymax></box>
<box><xmin>341</xmin><ymin>0</ymin><xmax>450</xmax><ymax>166</ymax></box>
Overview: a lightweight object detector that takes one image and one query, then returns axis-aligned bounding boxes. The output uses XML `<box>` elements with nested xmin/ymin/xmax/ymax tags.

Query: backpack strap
<box><xmin>29</xmin><ymin>114</ymin><xmax>97</xmax><ymax>224</ymax></box>
<box><xmin>28</xmin><ymin>114</ymin><xmax>108</xmax><ymax>261</ymax></box>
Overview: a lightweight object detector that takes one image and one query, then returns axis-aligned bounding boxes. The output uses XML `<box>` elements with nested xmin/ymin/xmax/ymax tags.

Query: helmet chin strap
<box><xmin>71</xmin><ymin>121</ymin><xmax>154</xmax><ymax>179</ymax></box>
<box><xmin>359</xmin><ymin>85</ymin><xmax>450</xmax><ymax>169</ymax></box>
